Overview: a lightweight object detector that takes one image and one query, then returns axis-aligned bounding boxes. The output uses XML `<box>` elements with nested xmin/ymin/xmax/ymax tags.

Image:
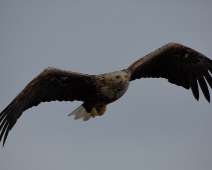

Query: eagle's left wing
<box><xmin>127</xmin><ymin>43</ymin><xmax>212</xmax><ymax>102</ymax></box>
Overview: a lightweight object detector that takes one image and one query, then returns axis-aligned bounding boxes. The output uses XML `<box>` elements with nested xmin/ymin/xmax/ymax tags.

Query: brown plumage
<box><xmin>1</xmin><ymin>42</ymin><xmax>212</xmax><ymax>146</ymax></box>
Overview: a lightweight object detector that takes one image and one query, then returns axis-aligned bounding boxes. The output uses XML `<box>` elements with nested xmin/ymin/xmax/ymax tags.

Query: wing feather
<box><xmin>190</xmin><ymin>76</ymin><xmax>199</xmax><ymax>100</ymax></box>
<box><xmin>205</xmin><ymin>73</ymin><xmax>212</xmax><ymax>89</ymax></box>
<box><xmin>0</xmin><ymin>67</ymin><xmax>97</xmax><ymax>146</ymax></box>
<box><xmin>198</xmin><ymin>76</ymin><xmax>210</xmax><ymax>102</ymax></box>
<box><xmin>127</xmin><ymin>42</ymin><xmax>212</xmax><ymax>102</ymax></box>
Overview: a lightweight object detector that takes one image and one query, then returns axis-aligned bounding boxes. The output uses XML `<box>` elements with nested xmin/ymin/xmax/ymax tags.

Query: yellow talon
<box><xmin>90</xmin><ymin>105</ymin><xmax>107</xmax><ymax>118</ymax></box>
<box><xmin>91</xmin><ymin>108</ymin><xmax>98</xmax><ymax>117</ymax></box>
<box><xmin>96</xmin><ymin>105</ymin><xmax>107</xmax><ymax>116</ymax></box>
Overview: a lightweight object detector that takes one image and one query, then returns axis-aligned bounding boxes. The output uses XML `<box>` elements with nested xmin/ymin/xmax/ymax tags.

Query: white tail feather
<box><xmin>68</xmin><ymin>106</ymin><xmax>92</xmax><ymax>121</ymax></box>
<box><xmin>74</xmin><ymin>108</ymin><xmax>86</xmax><ymax>120</ymax></box>
<box><xmin>83</xmin><ymin>113</ymin><xmax>92</xmax><ymax>121</ymax></box>
<box><xmin>68</xmin><ymin>106</ymin><xmax>83</xmax><ymax>116</ymax></box>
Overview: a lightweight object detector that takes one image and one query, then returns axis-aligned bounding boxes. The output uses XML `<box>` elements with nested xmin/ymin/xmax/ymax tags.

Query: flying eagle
<box><xmin>0</xmin><ymin>42</ymin><xmax>212</xmax><ymax>146</ymax></box>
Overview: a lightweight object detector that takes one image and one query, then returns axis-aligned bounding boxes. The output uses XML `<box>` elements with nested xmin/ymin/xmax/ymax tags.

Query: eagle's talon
<box><xmin>96</xmin><ymin>105</ymin><xmax>107</xmax><ymax>116</ymax></box>
<box><xmin>91</xmin><ymin>108</ymin><xmax>98</xmax><ymax>118</ymax></box>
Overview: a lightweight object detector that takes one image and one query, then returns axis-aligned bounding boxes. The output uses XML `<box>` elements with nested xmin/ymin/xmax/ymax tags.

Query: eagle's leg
<box><xmin>90</xmin><ymin>105</ymin><xmax>107</xmax><ymax>117</ymax></box>
<box><xmin>91</xmin><ymin>108</ymin><xmax>98</xmax><ymax>117</ymax></box>
<box><xmin>96</xmin><ymin>105</ymin><xmax>107</xmax><ymax>116</ymax></box>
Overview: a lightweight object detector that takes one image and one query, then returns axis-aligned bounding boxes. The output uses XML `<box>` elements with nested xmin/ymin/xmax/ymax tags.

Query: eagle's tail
<box><xmin>68</xmin><ymin>105</ymin><xmax>92</xmax><ymax>121</ymax></box>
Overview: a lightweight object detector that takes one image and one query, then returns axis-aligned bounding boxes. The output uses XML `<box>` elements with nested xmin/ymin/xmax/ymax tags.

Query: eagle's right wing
<box><xmin>0</xmin><ymin>67</ymin><xmax>97</xmax><ymax>146</ymax></box>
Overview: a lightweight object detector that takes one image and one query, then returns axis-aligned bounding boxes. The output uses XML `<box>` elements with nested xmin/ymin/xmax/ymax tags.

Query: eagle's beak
<box><xmin>120</xmin><ymin>75</ymin><xmax>126</xmax><ymax>83</ymax></box>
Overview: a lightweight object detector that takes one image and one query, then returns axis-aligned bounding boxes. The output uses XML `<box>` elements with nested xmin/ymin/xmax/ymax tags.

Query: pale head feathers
<box><xmin>110</xmin><ymin>71</ymin><xmax>130</xmax><ymax>89</ymax></box>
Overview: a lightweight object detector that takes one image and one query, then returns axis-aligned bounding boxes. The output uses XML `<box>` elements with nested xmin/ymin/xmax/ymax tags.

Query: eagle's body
<box><xmin>1</xmin><ymin>42</ymin><xmax>212</xmax><ymax>146</ymax></box>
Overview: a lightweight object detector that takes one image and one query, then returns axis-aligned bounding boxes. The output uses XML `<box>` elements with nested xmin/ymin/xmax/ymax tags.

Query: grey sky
<box><xmin>0</xmin><ymin>1</ymin><xmax>212</xmax><ymax>170</ymax></box>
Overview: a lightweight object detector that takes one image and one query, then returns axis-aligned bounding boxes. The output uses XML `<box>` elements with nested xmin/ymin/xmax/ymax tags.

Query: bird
<box><xmin>0</xmin><ymin>42</ymin><xmax>212</xmax><ymax>146</ymax></box>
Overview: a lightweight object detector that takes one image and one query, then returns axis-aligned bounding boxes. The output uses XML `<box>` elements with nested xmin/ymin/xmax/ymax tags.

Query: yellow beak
<box><xmin>119</xmin><ymin>75</ymin><xmax>126</xmax><ymax>83</ymax></box>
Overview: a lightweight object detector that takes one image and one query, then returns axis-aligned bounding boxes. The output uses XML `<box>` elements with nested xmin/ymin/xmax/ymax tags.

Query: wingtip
<box><xmin>2</xmin><ymin>141</ymin><xmax>5</xmax><ymax>148</ymax></box>
<box><xmin>205</xmin><ymin>94</ymin><xmax>210</xmax><ymax>103</ymax></box>
<box><xmin>207</xmin><ymin>97</ymin><xmax>210</xmax><ymax>103</ymax></box>
<box><xmin>0</xmin><ymin>135</ymin><xmax>6</xmax><ymax>148</ymax></box>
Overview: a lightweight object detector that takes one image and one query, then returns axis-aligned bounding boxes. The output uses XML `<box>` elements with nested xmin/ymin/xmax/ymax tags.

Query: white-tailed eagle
<box><xmin>0</xmin><ymin>43</ymin><xmax>212</xmax><ymax>146</ymax></box>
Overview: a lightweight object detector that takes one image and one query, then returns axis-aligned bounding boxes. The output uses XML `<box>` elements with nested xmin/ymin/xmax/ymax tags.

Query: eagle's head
<box><xmin>98</xmin><ymin>71</ymin><xmax>130</xmax><ymax>100</ymax></box>
<box><xmin>111</xmin><ymin>71</ymin><xmax>130</xmax><ymax>90</ymax></box>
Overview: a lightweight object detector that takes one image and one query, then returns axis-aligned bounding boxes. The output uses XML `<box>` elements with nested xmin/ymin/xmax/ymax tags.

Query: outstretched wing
<box><xmin>0</xmin><ymin>67</ymin><xmax>97</xmax><ymax>146</ymax></box>
<box><xmin>127</xmin><ymin>43</ymin><xmax>212</xmax><ymax>102</ymax></box>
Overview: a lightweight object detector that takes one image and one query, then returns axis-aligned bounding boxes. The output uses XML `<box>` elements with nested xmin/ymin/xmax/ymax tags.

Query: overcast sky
<box><xmin>0</xmin><ymin>1</ymin><xmax>212</xmax><ymax>170</ymax></box>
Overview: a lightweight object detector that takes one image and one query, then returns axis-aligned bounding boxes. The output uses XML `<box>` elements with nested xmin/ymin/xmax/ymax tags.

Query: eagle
<box><xmin>0</xmin><ymin>42</ymin><xmax>212</xmax><ymax>146</ymax></box>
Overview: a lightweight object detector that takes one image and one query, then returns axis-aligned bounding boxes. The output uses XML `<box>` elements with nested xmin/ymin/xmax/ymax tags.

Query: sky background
<box><xmin>0</xmin><ymin>1</ymin><xmax>212</xmax><ymax>170</ymax></box>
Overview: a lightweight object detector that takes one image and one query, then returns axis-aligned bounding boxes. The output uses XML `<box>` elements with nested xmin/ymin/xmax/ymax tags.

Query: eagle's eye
<box><xmin>116</xmin><ymin>75</ymin><xmax>120</xmax><ymax>79</ymax></box>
